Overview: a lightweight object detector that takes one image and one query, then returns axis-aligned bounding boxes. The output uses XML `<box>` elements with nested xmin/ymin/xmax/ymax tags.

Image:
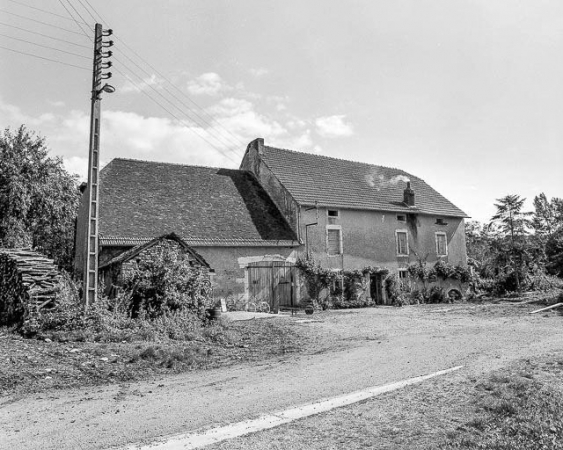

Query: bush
<box><xmin>428</xmin><ymin>285</ymin><xmax>445</xmax><ymax>303</ymax></box>
<box><xmin>122</xmin><ymin>247</ymin><xmax>213</xmax><ymax>321</ymax></box>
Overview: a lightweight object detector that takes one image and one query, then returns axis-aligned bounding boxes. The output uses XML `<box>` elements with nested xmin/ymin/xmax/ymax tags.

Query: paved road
<box><xmin>1</xmin><ymin>304</ymin><xmax>562</xmax><ymax>450</ymax></box>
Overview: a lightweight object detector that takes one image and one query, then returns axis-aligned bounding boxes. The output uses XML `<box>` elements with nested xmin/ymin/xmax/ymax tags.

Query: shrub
<box><xmin>428</xmin><ymin>285</ymin><xmax>445</xmax><ymax>303</ymax></box>
<box><xmin>122</xmin><ymin>247</ymin><xmax>213</xmax><ymax>321</ymax></box>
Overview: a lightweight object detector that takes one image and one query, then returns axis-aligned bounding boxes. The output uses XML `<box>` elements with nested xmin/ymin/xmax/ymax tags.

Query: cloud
<box><xmin>186</xmin><ymin>72</ymin><xmax>226</xmax><ymax>96</ymax></box>
<box><xmin>121</xmin><ymin>74</ymin><xmax>166</xmax><ymax>93</ymax></box>
<box><xmin>315</xmin><ymin>115</ymin><xmax>354</xmax><ymax>138</ymax></box>
<box><xmin>249</xmin><ymin>67</ymin><xmax>269</xmax><ymax>77</ymax></box>
<box><xmin>0</xmin><ymin>100</ymin><xmax>55</xmax><ymax>127</ymax></box>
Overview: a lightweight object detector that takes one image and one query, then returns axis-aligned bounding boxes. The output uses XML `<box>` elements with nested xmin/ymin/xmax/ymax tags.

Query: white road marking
<box><xmin>123</xmin><ymin>365</ymin><xmax>463</xmax><ymax>450</ymax></box>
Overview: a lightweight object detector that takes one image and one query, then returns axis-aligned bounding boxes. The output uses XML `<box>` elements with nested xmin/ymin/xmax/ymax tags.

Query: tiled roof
<box><xmin>99</xmin><ymin>158</ymin><xmax>299</xmax><ymax>246</ymax></box>
<box><xmin>98</xmin><ymin>233</ymin><xmax>210</xmax><ymax>269</ymax></box>
<box><xmin>259</xmin><ymin>146</ymin><xmax>468</xmax><ymax>217</ymax></box>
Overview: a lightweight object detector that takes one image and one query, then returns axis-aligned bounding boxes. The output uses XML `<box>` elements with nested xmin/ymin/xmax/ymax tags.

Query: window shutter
<box><xmin>327</xmin><ymin>229</ymin><xmax>341</xmax><ymax>255</ymax></box>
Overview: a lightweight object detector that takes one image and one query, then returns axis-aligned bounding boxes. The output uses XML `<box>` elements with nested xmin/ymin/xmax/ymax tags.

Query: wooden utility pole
<box><xmin>83</xmin><ymin>23</ymin><xmax>114</xmax><ymax>307</ymax></box>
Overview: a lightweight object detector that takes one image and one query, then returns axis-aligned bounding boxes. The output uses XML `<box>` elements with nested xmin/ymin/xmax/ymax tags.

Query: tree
<box><xmin>0</xmin><ymin>126</ymin><xmax>79</xmax><ymax>271</ymax></box>
<box><xmin>532</xmin><ymin>193</ymin><xmax>563</xmax><ymax>237</ymax></box>
<box><xmin>545</xmin><ymin>228</ymin><xmax>563</xmax><ymax>277</ymax></box>
<box><xmin>488</xmin><ymin>195</ymin><xmax>534</xmax><ymax>291</ymax></box>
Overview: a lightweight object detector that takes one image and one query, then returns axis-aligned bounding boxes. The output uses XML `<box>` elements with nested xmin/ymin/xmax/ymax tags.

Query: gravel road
<box><xmin>2</xmin><ymin>303</ymin><xmax>562</xmax><ymax>450</ymax></box>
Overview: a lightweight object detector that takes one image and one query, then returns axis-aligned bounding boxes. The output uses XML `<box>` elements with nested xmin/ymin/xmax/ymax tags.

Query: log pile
<box><xmin>0</xmin><ymin>248</ymin><xmax>62</xmax><ymax>326</ymax></box>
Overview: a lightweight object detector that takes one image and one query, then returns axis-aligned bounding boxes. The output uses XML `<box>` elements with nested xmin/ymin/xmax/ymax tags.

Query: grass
<box><xmin>0</xmin><ymin>318</ymin><xmax>306</xmax><ymax>396</ymax></box>
<box><xmin>204</xmin><ymin>354</ymin><xmax>563</xmax><ymax>450</ymax></box>
<box><xmin>441</xmin><ymin>359</ymin><xmax>563</xmax><ymax>450</ymax></box>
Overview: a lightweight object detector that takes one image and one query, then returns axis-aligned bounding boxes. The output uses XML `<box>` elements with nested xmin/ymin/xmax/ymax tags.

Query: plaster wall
<box><xmin>240</xmin><ymin>140</ymin><xmax>300</xmax><ymax>232</ymax></box>
<box><xmin>175</xmin><ymin>246</ymin><xmax>299</xmax><ymax>300</ymax></box>
<box><xmin>301</xmin><ymin>207</ymin><xmax>467</xmax><ymax>271</ymax></box>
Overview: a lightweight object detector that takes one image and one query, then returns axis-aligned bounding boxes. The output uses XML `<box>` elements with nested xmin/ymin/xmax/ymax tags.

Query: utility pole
<box><xmin>83</xmin><ymin>23</ymin><xmax>114</xmax><ymax>308</ymax></box>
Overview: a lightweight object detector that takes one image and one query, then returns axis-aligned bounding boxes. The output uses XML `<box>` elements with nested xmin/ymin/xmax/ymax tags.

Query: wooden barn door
<box><xmin>247</xmin><ymin>262</ymin><xmax>295</xmax><ymax>313</ymax></box>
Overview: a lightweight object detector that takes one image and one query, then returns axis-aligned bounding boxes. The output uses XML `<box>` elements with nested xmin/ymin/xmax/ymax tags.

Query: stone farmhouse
<box><xmin>74</xmin><ymin>138</ymin><xmax>468</xmax><ymax>309</ymax></box>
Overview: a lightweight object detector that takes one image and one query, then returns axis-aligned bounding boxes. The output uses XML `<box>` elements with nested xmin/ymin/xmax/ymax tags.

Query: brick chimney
<box><xmin>403</xmin><ymin>182</ymin><xmax>415</xmax><ymax>207</ymax></box>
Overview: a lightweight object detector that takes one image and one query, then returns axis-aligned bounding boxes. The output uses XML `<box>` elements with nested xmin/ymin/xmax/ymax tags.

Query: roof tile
<box><xmin>259</xmin><ymin>146</ymin><xmax>468</xmax><ymax>217</ymax></box>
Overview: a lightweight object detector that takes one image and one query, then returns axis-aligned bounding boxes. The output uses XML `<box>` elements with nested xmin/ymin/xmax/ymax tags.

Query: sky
<box><xmin>0</xmin><ymin>0</ymin><xmax>562</xmax><ymax>223</ymax></box>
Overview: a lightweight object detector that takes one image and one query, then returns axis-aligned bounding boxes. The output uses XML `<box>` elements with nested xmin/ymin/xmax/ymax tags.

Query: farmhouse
<box><xmin>74</xmin><ymin>138</ymin><xmax>468</xmax><ymax>308</ymax></box>
<box><xmin>241</xmin><ymin>138</ymin><xmax>468</xmax><ymax>302</ymax></box>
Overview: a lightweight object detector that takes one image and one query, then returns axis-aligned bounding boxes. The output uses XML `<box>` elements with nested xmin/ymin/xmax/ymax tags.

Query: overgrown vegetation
<box><xmin>0</xmin><ymin>126</ymin><xmax>79</xmax><ymax>271</ymax></box>
<box><xmin>20</xmin><ymin>247</ymin><xmax>219</xmax><ymax>343</ymax></box>
<box><xmin>466</xmin><ymin>193</ymin><xmax>563</xmax><ymax>294</ymax></box>
<box><xmin>295</xmin><ymin>257</ymin><xmax>389</xmax><ymax>309</ymax></box>
<box><xmin>441</xmin><ymin>360</ymin><xmax>563</xmax><ymax>450</ymax></box>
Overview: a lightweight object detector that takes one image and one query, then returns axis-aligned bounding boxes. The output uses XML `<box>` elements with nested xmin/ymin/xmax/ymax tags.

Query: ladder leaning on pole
<box><xmin>83</xmin><ymin>23</ymin><xmax>114</xmax><ymax>308</ymax></box>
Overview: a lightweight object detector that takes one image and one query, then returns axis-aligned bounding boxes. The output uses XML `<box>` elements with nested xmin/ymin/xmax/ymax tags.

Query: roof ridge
<box><xmin>263</xmin><ymin>145</ymin><xmax>411</xmax><ymax>175</ymax></box>
<box><xmin>107</xmin><ymin>157</ymin><xmax>236</xmax><ymax>172</ymax></box>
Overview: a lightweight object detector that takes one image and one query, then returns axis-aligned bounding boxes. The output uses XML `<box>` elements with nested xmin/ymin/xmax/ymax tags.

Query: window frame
<box><xmin>326</xmin><ymin>225</ymin><xmax>343</xmax><ymax>256</ymax></box>
<box><xmin>435</xmin><ymin>232</ymin><xmax>448</xmax><ymax>256</ymax></box>
<box><xmin>395</xmin><ymin>229</ymin><xmax>409</xmax><ymax>256</ymax></box>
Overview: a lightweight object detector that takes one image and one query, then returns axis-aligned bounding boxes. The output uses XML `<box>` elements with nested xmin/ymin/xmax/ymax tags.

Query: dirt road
<box><xmin>2</xmin><ymin>303</ymin><xmax>562</xmax><ymax>450</ymax></box>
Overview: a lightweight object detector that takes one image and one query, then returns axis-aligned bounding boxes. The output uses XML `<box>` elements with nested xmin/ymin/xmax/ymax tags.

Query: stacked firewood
<box><xmin>0</xmin><ymin>248</ymin><xmax>62</xmax><ymax>326</ymax></box>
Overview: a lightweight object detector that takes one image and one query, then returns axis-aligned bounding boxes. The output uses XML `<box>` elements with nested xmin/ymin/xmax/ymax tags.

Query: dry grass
<box><xmin>206</xmin><ymin>354</ymin><xmax>563</xmax><ymax>450</ymax></box>
<box><xmin>0</xmin><ymin>318</ymin><xmax>306</xmax><ymax>396</ymax></box>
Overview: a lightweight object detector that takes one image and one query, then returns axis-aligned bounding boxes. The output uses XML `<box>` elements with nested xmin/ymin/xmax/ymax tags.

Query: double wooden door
<box><xmin>247</xmin><ymin>261</ymin><xmax>295</xmax><ymax>313</ymax></box>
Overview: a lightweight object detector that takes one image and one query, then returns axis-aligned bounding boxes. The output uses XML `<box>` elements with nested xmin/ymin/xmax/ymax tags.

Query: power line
<box><xmin>5</xmin><ymin>0</ymin><xmax>90</xmax><ymax>25</ymax></box>
<box><xmin>113</xmin><ymin>36</ymin><xmax>247</xmax><ymax>148</ymax></box>
<box><xmin>115</xmin><ymin>49</ymin><xmax>245</xmax><ymax>152</ymax></box>
<box><xmin>114</xmin><ymin>59</ymin><xmax>242</xmax><ymax>159</ymax></box>
<box><xmin>0</xmin><ymin>22</ymin><xmax>91</xmax><ymax>48</ymax></box>
<box><xmin>116</xmin><ymin>67</ymin><xmax>240</xmax><ymax>165</ymax></box>
<box><xmin>74</xmin><ymin>0</ymin><xmax>98</xmax><ymax>24</ymax></box>
<box><xmin>0</xmin><ymin>33</ymin><xmax>90</xmax><ymax>59</ymax></box>
<box><xmin>0</xmin><ymin>45</ymin><xmax>90</xmax><ymax>70</ymax></box>
<box><xmin>72</xmin><ymin>0</ymin><xmax>247</xmax><ymax>150</ymax></box>
<box><xmin>0</xmin><ymin>9</ymin><xmax>91</xmax><ymax>36</ymax></box>
<box><xmin>61</xmin><ymin>0</ymin><xmax>245</xmax><ymax>161</ymax></box>
<box><xmin>57</xmin><ymin>0</ymin><xmax>92</xmax><ymax>38</ymax></box>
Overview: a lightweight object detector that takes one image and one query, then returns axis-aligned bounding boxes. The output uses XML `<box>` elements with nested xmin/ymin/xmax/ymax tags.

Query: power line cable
<box><xmin>72</xmin><ymin>0</ymin><xmax>247</xmax><ymax>150</ymax></box>
<box><xmin>0</xmin><ymin>22</ymin><xmax>91</xmax><ymax>48</ymax></box>
<box><xmin>114</xmin><ymin>57</ymin><xmax>243</xmax><ymax>158</ymax></box>
<box><xmin>74</xmin><ymin>0</ymin><xmax>98</xmax><ymax>24</ymax></box>
<box><xmin>0</xmin><ymin>45</ymin><xmax>90</xmax><ymax>70</ymax></box>
<box><xmin>0</xmin><ymin>9</ymin><xmax>91</xmax><ymax>36</ymax></box>
<box><xmin>115</xmin><ymin>67</ymin><xmax>240</xmax><ymax>165</ymax></box>
<box><xmin>57</xmin><ymin>0</ymin><xmax>92</xmax><ymax>37</ymax></box>
<box><xmin>0</xmin><ymin>33</ymin><xmax>90</xmax><ymax>59</ymax></box>
<box><xmin>113</xmin><ymin>36</ymin><xmax>247</xmax><ymax>148</ymax></box>
<box><xmin>114</xmin><ymin>49</ymin><xmax>245</xmax><ymax>153</ymax></box>
<box><xmin>62</xmin><ymin>0</ymin><xmax>244</xmax><ymax>162</ymax></box>
<box><xmin>5</xmin><ymin>0</ymin><xmax>90</xmax><ymax>25</ymax></box>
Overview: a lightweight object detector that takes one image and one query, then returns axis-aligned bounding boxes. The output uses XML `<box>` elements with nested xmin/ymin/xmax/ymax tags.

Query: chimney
<box><xmin>403</xmin><ymin>181</ymin><xmax>415</xmax><ymax>207</ymax></box>
<box><xmin>249</xmin><ymin>137</ymin><xmax>264</xmax><ymax>155</ymax></box>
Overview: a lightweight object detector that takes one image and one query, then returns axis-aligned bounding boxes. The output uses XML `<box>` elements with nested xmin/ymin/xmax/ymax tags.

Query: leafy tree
<box><xmin>490</xmin><ymin>194</ymin><xmax>532</xmax><ymax>242</ymax></box>
<box><xmin>0</xmin><ymin>126</ymin><xmax>79</xmax><ymax>270</ymax></box>
<box><xmin>532</xmin><ymin>193</ymin><xmax>563</xmax><ymax>237</ymax></box>
<box><xmin>488</xmin><ymin>195</ymin><xmax>535</xmax><ymax>291</ymax></box>
<box><xmin>545</xmin><ymin>228</ymin><xmax>563</xmax><ymax>277</ymax></box>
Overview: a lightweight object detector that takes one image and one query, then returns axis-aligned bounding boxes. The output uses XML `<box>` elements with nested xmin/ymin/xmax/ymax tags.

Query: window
<box><xmin>397</xmin><ymin>214</ymin><xmax>406</xmax><ymax>222</ymax></box>
<box><xmin>328</xmin><ymin>209</ymin><xmax>339</xmax><ymax>224</ymax></box>
<box><xmin>398</xmin><ymin>269</ymin><xmax>408</xmax><ymax>281</ymax></box>
<box><xmin>435</xmin><ymin>232</ymin><xmax>448</xmax><ymax>256</ymax></box>
<box><xmin>435</xmin><ymin>218</ymin><xmax>447</xmax><ymax>226</ymax></box>
<box><xmin>327</xmin><ymin>226</ymin><xmax>342</xmax><ymax>255</ymax></box>
<box><xmin>395</xmin><ymin>230</ymin><xmax>409</xmax><ymax>256</ymax></box>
